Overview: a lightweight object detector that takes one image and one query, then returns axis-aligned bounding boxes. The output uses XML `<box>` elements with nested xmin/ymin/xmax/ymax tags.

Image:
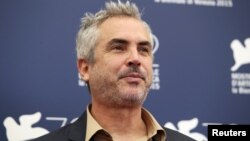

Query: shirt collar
<box><xmin>85</xmin><ymin>105</ymin><xmax>166</xmax><ymax>141</ymax></box>
<box><xmin>141</xmin><ymin>108</ymin><xmax>166</xmax><ymax>140</ymax></box>
<box><xmin>85</xmin><ymin>105</ymin><xmax>104</xmax><ymax>141</ymax></box>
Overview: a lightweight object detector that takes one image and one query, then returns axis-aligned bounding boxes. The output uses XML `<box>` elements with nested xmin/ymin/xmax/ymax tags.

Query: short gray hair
<box><xmin>76</xmin><ymin>0</ymin><xmax>153</xmax><ymax>63</ymax></box>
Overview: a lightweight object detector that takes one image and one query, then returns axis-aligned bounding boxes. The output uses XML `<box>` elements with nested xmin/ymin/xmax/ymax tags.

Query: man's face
<box><xmin>84</xmin><ymin>17</ymin><xmax>153</xmax><ymax>107</ymax></box>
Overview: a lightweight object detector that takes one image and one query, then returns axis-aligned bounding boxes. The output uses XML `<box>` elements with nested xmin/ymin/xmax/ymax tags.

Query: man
<box><xmin>32</xmin><ymin>1</ymin><xmax>196</xmax><ymax>141</ymax></box>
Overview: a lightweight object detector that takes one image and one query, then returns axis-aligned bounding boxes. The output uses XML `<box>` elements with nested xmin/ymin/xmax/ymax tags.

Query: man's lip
<box><xmin>121</xmin><ymin>73</ymin><xmax>145</xmax><ymax>80</ymax></box>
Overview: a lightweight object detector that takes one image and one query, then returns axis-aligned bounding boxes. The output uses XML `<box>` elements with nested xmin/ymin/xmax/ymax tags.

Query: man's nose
<box><xmin>126</xmin><ymin>48</ymin><xmax>141</xmax><ymax>67</ymax></box>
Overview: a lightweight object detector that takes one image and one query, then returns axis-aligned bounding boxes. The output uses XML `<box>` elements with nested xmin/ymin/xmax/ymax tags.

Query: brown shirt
<box><xmin>85</xmin><ymin>105</ymin><xmax>166</xmax><ymax>141</ymax></box>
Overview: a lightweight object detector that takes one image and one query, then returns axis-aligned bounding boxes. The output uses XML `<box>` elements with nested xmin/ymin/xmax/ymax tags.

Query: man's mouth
<box><xmin>120</xmin><ymin>72</ymin><xmax>145</xmax><ymax>81</ymax></box>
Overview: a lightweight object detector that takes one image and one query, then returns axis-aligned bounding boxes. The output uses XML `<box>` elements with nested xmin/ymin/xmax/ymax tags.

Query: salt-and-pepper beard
<box><xmin>89</xmin><ymin>65</ymin><xmax>152</xmax><ymax>108</ymax></box>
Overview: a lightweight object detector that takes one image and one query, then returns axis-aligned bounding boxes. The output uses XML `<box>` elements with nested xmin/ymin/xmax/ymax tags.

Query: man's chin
<box><xmin>116</xmin><ymin>97</ymin><xmax>144</xmax><ymax>108</ymax></box>
<box><xmin>119</xmin><ymin>91</ymin><xmax>147</xmax><ymax>105</ymax></box>
<box><xmin>120</xmin><ymin>88</ymin><xmax>144</xmax><ymax>96</ymax></box>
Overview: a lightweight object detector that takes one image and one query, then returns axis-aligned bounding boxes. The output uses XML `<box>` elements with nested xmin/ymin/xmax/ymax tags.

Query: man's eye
<box><xmin>113</xmin><ymin>45</ymin><xmax>125</xmax><ymax>51</ymax></box>
<box><xmin>139</xmin><ymin>46</ymin><xmax>150</xmax><ymax>54</ymax></box>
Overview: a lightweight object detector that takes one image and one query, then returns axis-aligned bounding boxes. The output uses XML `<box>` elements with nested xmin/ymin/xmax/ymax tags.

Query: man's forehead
<box><xmin>97</xmin><ymin>17</ymin><xmax>152</xmax><ymax>45</ymax></box>
<box><xmin>99</xmin><ymin>17</ymin><xmax>149</xmax><ymax>34</ymax></box>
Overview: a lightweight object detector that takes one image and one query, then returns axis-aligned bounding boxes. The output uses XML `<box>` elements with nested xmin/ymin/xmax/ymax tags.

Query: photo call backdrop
<box><xmin>1</xmin><ymin>0</ymin><xmax>250</xmax><ymax>141</ymax></box>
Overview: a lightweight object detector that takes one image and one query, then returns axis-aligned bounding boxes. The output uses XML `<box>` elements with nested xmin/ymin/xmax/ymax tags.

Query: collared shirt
<box><xmin>85</xmin><ymin>105</ymin><xmax>166</xmax><ymax>141</ymax></box>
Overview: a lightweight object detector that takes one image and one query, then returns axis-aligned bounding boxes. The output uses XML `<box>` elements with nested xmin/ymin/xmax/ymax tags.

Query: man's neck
<box><xmin>90</xmin><ymin>102</ymin><xmax>147</xmax><ymax>141</ymax></box>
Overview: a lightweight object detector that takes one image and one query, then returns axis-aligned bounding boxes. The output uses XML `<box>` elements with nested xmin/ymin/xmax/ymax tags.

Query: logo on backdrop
<box><xmin>3</xmin><ymin>112</ymin><xmax>78</xmax><ymax>141</ymax></box>
<box><xmin>151</xmin><ymin>34</ymin><xmax>160</xmax><ymax>90</ymax></box>
<box><xmin>3</xmin><ymin>112</ymin><xmax>49</xmax><ymax>141</ymax></box>
<box><xmin>164</xmin><ymin>117</ymin><xmax>207</xmax><ymax>141</ymax></box>
<box><xmin>5</xmin><ymin>113</ymin><xmax>240</xmax><ymax>141</ymax></box>
<box><xmin>78</xmin><ymin>34</ymin><xmax>161</xmax><ymax>90</ymax></box>
<box><xmin>154</xmin><ymin>0</ymin><xmax>233</xmax><ymax>8</ymax></box>
<box><xmin>230</xmin><ymin>37</ymin><xmax>250</xmax><ymax>95</ymax></box>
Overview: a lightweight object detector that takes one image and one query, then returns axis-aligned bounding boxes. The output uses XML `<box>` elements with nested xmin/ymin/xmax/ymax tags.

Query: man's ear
<box><xmin>77</xmin><ymin>59</ymin><xmax>90</xmax><ymax>82</ymax></box>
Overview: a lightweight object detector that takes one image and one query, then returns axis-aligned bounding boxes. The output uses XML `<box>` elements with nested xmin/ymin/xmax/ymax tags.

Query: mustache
<box><xmin>118</xmin><ymin>66</ymin><xmax>146</xmax><ymax>80</ymax></box>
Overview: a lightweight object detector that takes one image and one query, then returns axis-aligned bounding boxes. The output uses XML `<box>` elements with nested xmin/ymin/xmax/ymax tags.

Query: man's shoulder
<box><xmin>164</xmin><ymin>127</ymin><xmax>197</xmax><ymax>141</ymax></box>
<box><xmin>29</xmin><ymin>112</ymin><xmax>87</xmax><ymax>141</ymax></box>
<box><xmin>29</xmin><ymin>124</ymin><xmax>72</xmax><ymax>141</ymax></box>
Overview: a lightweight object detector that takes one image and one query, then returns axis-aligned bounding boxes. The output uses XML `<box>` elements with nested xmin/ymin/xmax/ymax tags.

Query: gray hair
<box><xmin>76</xmin><ymin>0</ymin><xmax>153</xmax><ymax>63</ymax></box>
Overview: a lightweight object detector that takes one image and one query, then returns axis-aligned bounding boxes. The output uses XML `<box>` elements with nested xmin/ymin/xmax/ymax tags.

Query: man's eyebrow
<box><xmin>107</xmin><ymin>38</ymin><xmax>152</xmax><ymax>49</ymax></box>
<box><xmin>107</xmin><ymin>38</ymin><xmax>129</xmax><ymax>46</ymax></box>
<box><xmin>138</xmin><ymin>41</ymin><xmax>152</xmax><ymax>48</ymax></box>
